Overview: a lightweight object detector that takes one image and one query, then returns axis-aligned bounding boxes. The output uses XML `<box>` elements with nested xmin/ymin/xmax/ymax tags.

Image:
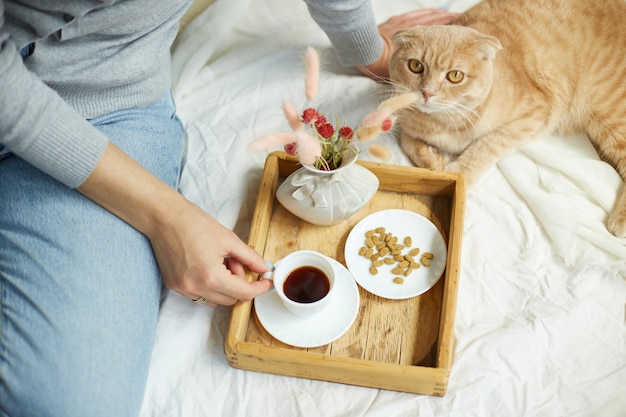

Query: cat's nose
<box><xmin>421</xmin><ymin>90</ymin><xmax>435</xmax><ymax>102</ymax></box>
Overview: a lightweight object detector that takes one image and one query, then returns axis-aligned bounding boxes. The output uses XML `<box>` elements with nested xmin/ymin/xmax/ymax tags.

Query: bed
<box><xmin>139</xmin><ymin>0</ymin><xmax>626</xmax><ymax>415</ymax></box>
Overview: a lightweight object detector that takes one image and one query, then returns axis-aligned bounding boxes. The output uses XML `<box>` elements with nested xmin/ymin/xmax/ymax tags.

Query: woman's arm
<box><xmin>303</xmin><ymin>0</ymin><xmax>458</xmax><ymax>79</ymax></box>
<box><xmin>78</xmin><ymin>141</ymin><xmax>272</xmax><ymax>306</ymax></box>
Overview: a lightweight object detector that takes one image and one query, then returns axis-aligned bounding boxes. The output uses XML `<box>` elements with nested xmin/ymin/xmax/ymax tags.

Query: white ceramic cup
<box><xmin>262</xmin><ymin>250</ymin><xmax>335</xmax><ymax>316</ymax></box>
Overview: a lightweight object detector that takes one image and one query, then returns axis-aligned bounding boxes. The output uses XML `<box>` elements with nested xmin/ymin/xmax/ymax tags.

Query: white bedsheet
<box><xmin>140</xmin><ymin>0</ymin><xmax>626</xmax><ymax>415</ymax></box>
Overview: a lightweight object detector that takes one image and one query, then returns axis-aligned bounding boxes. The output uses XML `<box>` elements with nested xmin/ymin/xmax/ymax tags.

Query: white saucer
<box><xmin>254</xmin><ymin>256</ymin><xmax>360</xmax><ymax>348</ymax></box>
<box><xmin>344</xmin><ymin>209</ymin><xmax>447</xmax><ymax>300</ymax></box>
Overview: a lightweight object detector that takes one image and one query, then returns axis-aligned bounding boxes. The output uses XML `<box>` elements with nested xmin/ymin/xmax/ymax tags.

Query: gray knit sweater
<box><xmin>0</xmin><ymin>0</ymin><xmax>381</xmax><ymax>188</ymax></box>
<box><xmin>304</xmin><ymin>0</ymin><xmax>383</xmax><ymax>67</ymax></box>
<box><xmin>0</xmin><ymin>0</ymin><xmax>192</xmax><ymax>188</ymax></box>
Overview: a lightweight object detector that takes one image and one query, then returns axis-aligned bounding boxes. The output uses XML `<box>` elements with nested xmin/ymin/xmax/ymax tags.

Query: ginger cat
<box><xmin>389</xmin><ymin>0</ymin><xmax>626</xmax><ymax>237</ymax></box>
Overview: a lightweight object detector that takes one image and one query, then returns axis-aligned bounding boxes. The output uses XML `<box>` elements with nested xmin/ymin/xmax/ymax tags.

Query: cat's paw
<box><xmin>400</xmin><ymin>135</ymin><xmax>446</xmax><ymax>171</ymax></box>
<box><xmin>414</xmin><ymin>145</ymin><xmax>446</xmax><ymax>171</ymax></box>
<box><xmin>607</xmin><ymin>208</ymin><xmax>626</xmax><ymax>238</ymax></box>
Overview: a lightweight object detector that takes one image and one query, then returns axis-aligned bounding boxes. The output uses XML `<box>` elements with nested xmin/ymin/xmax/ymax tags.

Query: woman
<box><xmin>0</xmin><ymin>1</ymin><xmax>455</xmax><ymax>415</ymax></box>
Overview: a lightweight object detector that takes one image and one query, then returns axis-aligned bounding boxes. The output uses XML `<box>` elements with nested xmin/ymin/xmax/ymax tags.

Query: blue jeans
<box><xmin>0</xmin><ymin>93</ymin><xmax>184</xmax><ymax>417</ymax></box>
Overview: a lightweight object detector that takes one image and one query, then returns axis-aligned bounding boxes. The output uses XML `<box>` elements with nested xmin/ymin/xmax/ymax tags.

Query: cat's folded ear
<box><xmin>391</xmin><ymin>29</ymin><xmax>417</xmax><ymax>48</ymax></box>
<box><xmin>471</xmin><ymin>31</ymin><xmax>502</xmax><ymax>61</ymax></box>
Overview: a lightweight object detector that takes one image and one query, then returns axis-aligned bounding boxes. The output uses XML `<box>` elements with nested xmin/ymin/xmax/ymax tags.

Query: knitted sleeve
<box><xmin>0</xmin><ymin>3</ymin><xmax>108</xmax><ymax>188</ymax></box>
<box><xmin>303</xmin><ymin>0</ymin><xmax>384</xmax><ymax>67</ymax></box>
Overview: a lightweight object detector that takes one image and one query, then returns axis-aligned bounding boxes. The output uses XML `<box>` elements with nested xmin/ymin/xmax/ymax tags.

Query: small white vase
<box><xmin>276</xmin><ymin>148</ymin><xmax>379</xmax><ymax>226</ymax></box>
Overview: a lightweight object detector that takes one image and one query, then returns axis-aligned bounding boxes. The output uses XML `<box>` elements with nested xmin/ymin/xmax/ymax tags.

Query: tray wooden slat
<box><xmin>225</xmin><ymin>152</ymin><xmax>466</xmax><ymax>395</ymax></box>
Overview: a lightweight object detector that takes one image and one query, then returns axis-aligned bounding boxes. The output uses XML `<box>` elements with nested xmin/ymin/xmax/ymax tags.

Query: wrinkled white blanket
<box><xmin>140</xmin><ymin>0</ymin><xmax>626</xmax><ymax>415</ymax></box>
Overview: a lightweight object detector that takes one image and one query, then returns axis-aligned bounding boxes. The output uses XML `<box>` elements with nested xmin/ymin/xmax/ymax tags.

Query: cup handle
<box><xmin>261</xmin><ymin>260</ymin><xmax>276</xmax><ymax>280</ymax></box>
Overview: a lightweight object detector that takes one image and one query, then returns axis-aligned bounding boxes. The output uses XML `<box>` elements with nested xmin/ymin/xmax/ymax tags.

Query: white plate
<box><xmin>344</xmin><ymin>209</ymin><xmax>447</xmax><ymax>300</ymax></box>
<box><xmin>254</xmin><ymin>256</ymin><xmax>360</xmax><ymax>348</ymax></box>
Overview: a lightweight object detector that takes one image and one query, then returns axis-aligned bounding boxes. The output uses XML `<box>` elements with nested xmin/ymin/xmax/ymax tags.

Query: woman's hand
<box><xmin>147</xmin><ymin>201</ymin><xmax>272</xmax><ymax>307</ymax></box>
<box><xmin>357</xmin><ymin>8</ymin><xmax>460</xmax><ymax>80</ymax></box>
<box><xmin>78</xmin><ymin>142</ymin><xmax>272</xmax><ymax>307</ymax></box>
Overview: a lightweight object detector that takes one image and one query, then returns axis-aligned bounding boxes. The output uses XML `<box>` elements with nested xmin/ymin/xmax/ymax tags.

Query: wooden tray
<box><xmin>225</xmin><ymin>151</ymin><xmax>466</xmax><ymax>395</ymax></box>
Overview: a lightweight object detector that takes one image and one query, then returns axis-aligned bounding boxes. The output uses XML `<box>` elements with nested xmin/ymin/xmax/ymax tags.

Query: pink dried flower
<box><xmin>379</xmin><ymin>92</ymin><xmax>418</xmax><ymax>112</ymax></box>
<box><xmin>304</xmin><ymin>47</ymin><xmax>320</xmax><ymax>101</ymax></box>
<box><xmin>361</xmin><ymin>107</ymin><xmax>392</xmax><ymax>128</ymax></box>
<box><xmin>294</xmin><ymin>130</ymin><xmax>322</xmax><ymax>165</ymax></box>
<box><xmin>339</xmin><ymin>126</ymin><xmax>354</xmax><ymax>140</ymax></box>
<box><xmin>313</xmin><ymin>114</ymin><xmax>327</xmax><ymax>127</ymax></box>
<box><xmin>249</xmin><ymin>132</ymin><xmax>296</xmax><ymax>150</ymax></box>
<box><xmin>283</xmin><ymin>101</ymin><xmax>302</xmax><ymax>131</ymax></box>
<box><xmin>251</xmin><ymin>46</ymin><xmax>415</xmax><ymax>169</ymax></box>
<box><xmin>368</xmin><ymin>144</ymin><xmax>391</xmax><ymax>162</ymax></box>
<box><xmin>301</xmin><ymin>108</ymin><xmax>321</xmax><ymax>124</ymax></box>
<box><xmin>316</xmin><ymin>123</ymin><xmax>334</xmax><ymax>139</ymax></box>
<box><xmin>284</xmin><ymin>142</ymin><xmax>297</xmax><ymax>155</ymax></box>
<box><xmin>354</xmin><ymin>124</ymin><xmax>381</xmax><ymax>143</ymax></box>
<box><xmin>300</xmin><ymin>108</ymin><xmax>355</xmax><ymax>169</ymax></box>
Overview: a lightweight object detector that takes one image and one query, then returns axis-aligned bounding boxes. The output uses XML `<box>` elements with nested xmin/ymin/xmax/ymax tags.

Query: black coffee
<box><xmin>283</xmin><ymin>266</ymin><xmax>330</xmax><ymax>303</ymax></box>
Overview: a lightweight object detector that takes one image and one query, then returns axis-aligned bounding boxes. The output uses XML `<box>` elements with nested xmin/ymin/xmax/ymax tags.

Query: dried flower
<box><xmin>339</xmin><ymin>126</ymin><xmax>354</xmax><ymax>139</ymax></box>
<box><xmin>298</xmin><ymin>107</ymin><xmax>355</xmax><ymax>170</ymax></box>
<box><xmin>316</xmin><ymin>121</ymin><xmax>334</xmax><ymax>139</ymax></box>
<box><xmin>361</xmin><ymin>107</ymin><xmax>393</xmax><ymax>128</ymax></box>
<box><xmin>294</xmin><ymin>129</ymin><xmax>322</xmax><ymax>165</ymax></box>
<box><xmin>304</xmin><ymin>46</ymin><xmax>320</xmax><ymax>101</ymax></box>
<box><xmin>302</xmin><ymin>108</ymin><xmax>322</xmax><ymax>124</ymax></box>
<box><xmin>381</xmin><ymin>118</ymin><xmax>394</xmax><ymax>132</ymax></box>
<box><xmin>353</xmin><ymin>124</ymin><xmax>381</xmax><ymax>143</ymax></box>
<box><xmin>251</xmin><ymin>47</ymin><xmax>417</xmax><ymax>167</ymax></box>
<box><xmin>284</xmin><ymin>142</ymin><xmax>297</xmax><ymax>156</ymax></box>
<box><xmin>283</xmin><ymin>100</ymin><xmax>303</xmax><ymax>131</ymax></box>
<box><xmin>368</xmin><ymin>144</ymin><xmax>391</xmax><ymax>162</ymax></box>
<box><xmin>249</xmin><ymin>132</ymin><xmax>296</xmax><ymax>151</ymax></box>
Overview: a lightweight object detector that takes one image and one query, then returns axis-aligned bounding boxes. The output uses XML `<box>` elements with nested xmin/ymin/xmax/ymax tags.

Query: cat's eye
<box><xmin>446</xmin><ymin>71</ymin><xmax>464</xmax><ymax>83</ymax></box>
<box><xmin>408</xmin><ymin>59</ymin><xmax>424</xmax><ymax>74</ymax></box>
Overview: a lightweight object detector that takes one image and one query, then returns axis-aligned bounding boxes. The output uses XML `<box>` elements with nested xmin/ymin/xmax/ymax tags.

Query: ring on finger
<box><xmin>192</xmin><ymin>296</ymin><xmax>207</xmax><ymax>305</ymax></box>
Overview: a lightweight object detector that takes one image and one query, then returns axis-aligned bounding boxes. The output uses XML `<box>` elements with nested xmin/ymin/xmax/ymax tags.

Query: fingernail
<box><xmin>261</xmin><ymin>260</ymin><xmax>275</xmax><ymax>281</ymax></box>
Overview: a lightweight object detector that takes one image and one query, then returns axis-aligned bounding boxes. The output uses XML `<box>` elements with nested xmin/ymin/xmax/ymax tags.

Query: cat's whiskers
<box><xmin>452</xmin><ymin>104</ymin><xmax>478</xmax><ymax>126</ymax></box>
<box><xmin>436</xmin><ymin>99</ymin><xmax>478</xmax><ymax>128</ymax></box>
<box><xmin>435</xmin><ymin>105</ymin><xmax>466</xmax><ymax>138</ymax></box>
<box><xmin>356</xmin><ymin>84</ymin><xmax>410</xmax><ymax>114</ymax></box>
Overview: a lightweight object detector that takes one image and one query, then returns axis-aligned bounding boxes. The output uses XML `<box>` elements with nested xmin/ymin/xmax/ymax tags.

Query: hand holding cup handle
<box><xmin>261</xmin><ymin>260</ymin><xmax>276</xmax><ymax>281</ymax></box>
<box><xmin>259</xmin><ymin>250</ymin><xmax>335</xmax><ymax>316</ymax></box>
